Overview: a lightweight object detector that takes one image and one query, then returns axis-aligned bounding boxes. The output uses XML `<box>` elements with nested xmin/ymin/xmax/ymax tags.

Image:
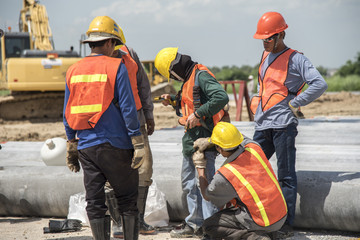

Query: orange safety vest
<box><xmin>178</xmin><ymin>64</ymin><xmax>225</xmax><ymax>127</ymax></box>
<box><xmin>217</xmin><ymin>142</ymin><xmax>287</xmax><ymax>227</ymax></box>
<box><xmin>65</xmin><ymin>55</ymin><xmax>121</xmax><ymax>130</ymax></box>
<box><xmin>120</xmin><ymin>45</ymin><xmax>142</xmax><ymax>110</ymax></box>
<box><xmin>250</xmin><ymin>48</ymin><xmax>301</xmax><ymax>115</ymax></box>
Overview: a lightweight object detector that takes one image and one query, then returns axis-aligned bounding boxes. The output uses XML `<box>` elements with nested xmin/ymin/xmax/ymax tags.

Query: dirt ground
<box><xmin>0</xmin><ymin>91</ymin><xmax>360</xmax><ymax>240</ymax></box>
<box><xmin>1</xmin><ymin>91</ymin><xmax>360</xmax><ymax>142</ymax></box>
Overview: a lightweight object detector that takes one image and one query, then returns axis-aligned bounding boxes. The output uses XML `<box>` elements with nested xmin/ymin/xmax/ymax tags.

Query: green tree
<box><xmin>316</xmin><ymin>65</ymin><xmax>328</xmax><ymax>77</ymax></box>
<box><xmin>336</xmin><ymin>52</ymin><xmax>360</xmax><ymax>77</ymax></box>
<box><xmin>209</xmin><ymin>65</ymin><xmax>257</xmax><ymax>81</ymax></box>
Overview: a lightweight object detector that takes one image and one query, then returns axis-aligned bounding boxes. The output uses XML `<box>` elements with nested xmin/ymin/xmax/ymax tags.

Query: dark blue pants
<box><xmin>253</xmin><ymin>123</ymin><xmax>298</xmax><ymax>226</ymax></box>
<box><xmin>79</xmin><ymin>142</ymin><xmax>138</xmax><ymax>220</ymax></box>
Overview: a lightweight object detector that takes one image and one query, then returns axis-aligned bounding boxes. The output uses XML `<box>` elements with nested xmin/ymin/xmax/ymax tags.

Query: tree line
<box><xmin>209</xmin><ymin>52</ymin><xmax>360</xmax><ymax>81</ymax></box>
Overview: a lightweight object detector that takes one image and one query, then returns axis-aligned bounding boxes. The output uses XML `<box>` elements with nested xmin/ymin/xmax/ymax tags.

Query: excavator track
<box><xmin>0</xmin><ymin>92</ymin><xmax>65</xmax><ymax>120</ymax></box>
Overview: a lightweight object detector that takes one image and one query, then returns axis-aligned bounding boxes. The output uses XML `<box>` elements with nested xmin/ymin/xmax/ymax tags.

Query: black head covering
<box><xmin>171</xmin><ymin>53</ymin><xmax>197</xmax><ymax>81</ymax></box>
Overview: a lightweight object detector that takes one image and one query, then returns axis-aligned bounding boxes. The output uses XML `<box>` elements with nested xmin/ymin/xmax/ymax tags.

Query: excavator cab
<box><xmin>2</xmin><ymin>32</ymin><xmax>31</xmax><ymax>59</ymax></box>
<box><xmin>0</xmin><ymin>31</ymin><xmax>80</xmax><ymax>92</ymax></box>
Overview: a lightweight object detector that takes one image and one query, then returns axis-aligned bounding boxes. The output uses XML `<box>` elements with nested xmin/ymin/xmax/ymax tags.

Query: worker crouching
<box><xmin>193</xmin><ymin>122</ymin><xmax>287</xmax><ymax>240</ymax></box>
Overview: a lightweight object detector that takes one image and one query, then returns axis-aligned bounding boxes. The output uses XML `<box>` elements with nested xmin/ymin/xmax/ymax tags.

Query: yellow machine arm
<box><xmin>19</xmin><ymin>0</ymin><xmax>53</xmax><ymax>51</ymax></box>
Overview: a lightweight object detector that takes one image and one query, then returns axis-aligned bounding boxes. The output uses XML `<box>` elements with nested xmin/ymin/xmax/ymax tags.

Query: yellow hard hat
<box><xmin>154</xmin><ymin>47</ymin><xmax>178</xmax><ymax>79</ymax></box>
<box><xmin>83</xmin><ymin>16</ymin><xmax>126</xmax><ymax>45</ymax></box>
<box><xmin>209</xmin><ymin>122</ymin><xmax>244</xmax><ymax>150</ymax></box>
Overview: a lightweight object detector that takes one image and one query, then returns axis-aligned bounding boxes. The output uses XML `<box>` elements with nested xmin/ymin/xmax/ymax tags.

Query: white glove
<box><xmin>192</xmin><ymin>138</ymin><xmax>214</xmax><ymax>169</ymax></box>
<box><xmin>193</xmin><ymin>137</ymin><xmax>214</xmax><ymax>152</ymax></box>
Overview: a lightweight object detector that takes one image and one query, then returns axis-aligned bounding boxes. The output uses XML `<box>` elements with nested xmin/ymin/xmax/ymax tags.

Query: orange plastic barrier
<box><xmin>219</xmin><ymin>80</ymin><xmax>253</xmax><ymax>121</ymax></box>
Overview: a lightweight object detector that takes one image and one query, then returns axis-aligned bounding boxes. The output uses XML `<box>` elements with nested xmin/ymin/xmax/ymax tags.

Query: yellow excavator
<box><xmin>0</xmin><ymin>1</ymin><xmax>171</xmax><ymax>121</ymax></box>
<box><xmin>0</xmin><ymin>0</ymin><xmax>81</xmax><ymax>120</ymax></box>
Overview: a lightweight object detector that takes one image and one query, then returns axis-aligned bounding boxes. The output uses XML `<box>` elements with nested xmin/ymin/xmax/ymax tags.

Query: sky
<box><xmin>1</xmin><ymin>0</ymin><xmax>359</xmax><ymax>69</ymax></box>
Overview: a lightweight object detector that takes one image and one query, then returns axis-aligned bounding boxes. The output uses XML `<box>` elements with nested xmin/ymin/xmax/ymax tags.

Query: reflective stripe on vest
<box><xmin>250</xmin><ymin>48</ymin><xmax>295</xmax><ymax>115</ymax></box>
<box><xmin>120</xmin><ymin>45</ymin><xmax>142</xmax><ymax>110</ymax></box>
<box><xmin>178</xmin><ymin>64</ymin><xmax>225</xmax><ymax>127</ymax></box>
<box><xmin>70</xmin><ymin>74</ymin><xmax>107</xmax><ymax>83</ymax></box>
<box><xmin>218</xmin><ymin>143</ymin><xmax>287</xmax><ymax>227</ymax></box>
<box><xmin>65</xmin><ymin>55</ymin><xmax>121</xmax><ymax>130</ymax></box>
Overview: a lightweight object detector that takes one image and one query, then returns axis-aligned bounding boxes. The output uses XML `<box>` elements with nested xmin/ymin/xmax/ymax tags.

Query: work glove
<box><xmin>289</xmin><ymin>101</ymin><xmax>305</xmax><ymax>119</ymax></box>
<box><xmin>43</xmin><ymin>219</ymin><xmax>82</xmax><ymax>233</ymax></box>
<box><xmin>192</xmin><ymin>138</ymin><xmax>214</xmax><ymax>169</ymax></box>
<box><xmin>66</xmin><ymin>140</ymin><xmax>80</xmax><ymax>172</ymax></box>
<box><xmin>131</xmin><ymin>135</ymin><xmax>145</xmax><ymax>169</ymax></box>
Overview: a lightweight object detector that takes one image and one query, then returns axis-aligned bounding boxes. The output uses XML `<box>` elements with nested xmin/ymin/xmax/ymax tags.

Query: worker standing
<box><xmin>106</xmin><ymin>44</ymin><xmax>156</xmax><ymax>238</ymax></box>
<box><xmin>154</xmin><ymin>47</ymin><xmax>229</xmax><ymax>238</ymax></box>
<box><xmin>251</xmin><ymin>12</ymin><xmax>328</xmax><ymax>233</ymax></box>
<box><xmin>63</xmin><ymin>16</ymin><xmax>145</xmax><ymax>240</ymax></box>
<box><xmin>193</xmin><ymin>122</ymin><xmax>287</xmax><ymax>240</ymax></box>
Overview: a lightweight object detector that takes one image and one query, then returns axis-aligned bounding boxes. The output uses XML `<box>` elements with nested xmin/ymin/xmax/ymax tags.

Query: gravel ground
<box><xmin>0</xmin><ymin>217</ymin><xmax>359</xmax><ymax>240</ymax></box>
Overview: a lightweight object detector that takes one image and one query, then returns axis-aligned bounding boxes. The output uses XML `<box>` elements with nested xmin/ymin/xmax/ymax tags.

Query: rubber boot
<box><xmin>89</xmin><ymin>215</ymin><xmax>110</xmax><ymax>240</ymax></box>
<box><xmin>137</xmin><ymin>186</ymin><xmax>156</xmax><ymax>234</ymax></box>
<box><xmin>121</xmin><ymin>215</ymin><xmax>139</xmax><ymax>240</ymax></box>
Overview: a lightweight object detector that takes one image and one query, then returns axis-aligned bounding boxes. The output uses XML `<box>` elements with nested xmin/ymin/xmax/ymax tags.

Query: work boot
<box><xmin>89</xmin><ymin>215</ymin><xmax>110</xmax><ymax>240</ymax></box>
<box><xmin>137</xmin><ymin>186</ymin><xmax>156</xmax><ymax>235</ymax></box>
<box><xmin>242</xmin><ymin>232</ymin><xmax>271</xmax><ymax>240</ymax></box>
<box><xmin>170</xmin><ymin>223</ymin><xmax>195</xmax><ymax>238</ymax></box>
<box><xmin>276</xmin><ymin>224</ymin><xmax>294</xmax><ymax>238</ymax></box>
<box><xmin>121</xmin><ymin>215</ymin><xmax>139</xmax><ymax>240</ymax></box>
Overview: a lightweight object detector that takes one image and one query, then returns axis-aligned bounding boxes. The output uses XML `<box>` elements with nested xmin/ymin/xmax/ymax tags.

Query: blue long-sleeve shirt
<box><xmin>63</xmin><ymin>55</ymin><xmax>140</xmax><ymax>150</ymax></box>
<box><xmin>254</xmin><ymin>48</ymin><xmax>328</xmax><ymax>130</ymax></box>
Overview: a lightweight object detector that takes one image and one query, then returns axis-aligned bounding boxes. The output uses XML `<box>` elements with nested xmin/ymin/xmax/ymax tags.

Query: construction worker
<box><xmin>251</xmin><ymin>12</ymin><xmax>328</xmax><ymax>232</ymax></box>
<box><xmin>154</xmin><ymin>47</ymin><xmax>229</xmax><ymax>238</ymax></box>
<box><xmin>193</xmin><ymin>122</ymin><xmax>287</xmax><ymax>240</ymax></box>
<box><xmin>63</xmin><ymin>16</ymin><xmax>145</xmax><ymax>240</ymax></box>
<box><xmin>106</xmin><ymin>44</ymin><xmax>156</xmax><ymax>238</ymax></box>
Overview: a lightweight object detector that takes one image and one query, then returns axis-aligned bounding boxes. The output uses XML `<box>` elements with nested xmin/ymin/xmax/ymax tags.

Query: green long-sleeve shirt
<box><xmin>180</xmin><ymin>70</ymin><xmax>229</xmax><ymax>157</ymax></box>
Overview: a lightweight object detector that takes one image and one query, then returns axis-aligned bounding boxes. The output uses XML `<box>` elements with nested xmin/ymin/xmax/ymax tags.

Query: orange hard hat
<box><xmin>253</xmin><ymin>12</ymin><xmax>288</xmax><ymax>39</ymax></box>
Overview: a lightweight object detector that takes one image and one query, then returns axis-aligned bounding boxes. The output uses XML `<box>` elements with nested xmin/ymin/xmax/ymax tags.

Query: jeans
<box><xmin>253</xmin><ymin>123</ymin><xmax>298</xmax><ymax>226</ymax></box>
<box><xmin>182</xmin><ymin>151</ymin><xmax>218</xmax><ymax>231</ymax></box>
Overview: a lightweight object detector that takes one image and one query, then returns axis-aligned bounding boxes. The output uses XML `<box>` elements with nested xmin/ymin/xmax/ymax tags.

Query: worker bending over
<box><xmin>155</xmin><ymin>47</ymin><xmax>229</xmax><ymax>238</ymax></box>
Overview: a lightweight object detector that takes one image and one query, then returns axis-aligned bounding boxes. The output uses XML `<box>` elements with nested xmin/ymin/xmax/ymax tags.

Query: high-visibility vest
<box><xmin>120</xmin><ymin>45</ymin><xmax>142</xmax><ymax>110</ymax></box>
<box><xmin>65</xmin><ymin>55</ymin><xmax>121</xmax><ymax>130</ymax></box>
<box><xmin>217</xmin><ymin>142</ymin><xmax>287</xmax><ymax>227</ymax></box>
<box><xmin>178</xmin><ymin>64</ymin><xmax>225</xmax><ymax>127</ymax></box>
<box><xmin>250</xmin><ymin>48</ymin><xmax>303</xmax><ymax>114</ymax></box>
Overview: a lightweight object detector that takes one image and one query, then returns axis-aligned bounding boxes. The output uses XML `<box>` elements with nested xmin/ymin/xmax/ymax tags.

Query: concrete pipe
<box><xmin>0</xmin><ymin>166</ymin><xmax>84</xmax><ymax>217</ymax></box>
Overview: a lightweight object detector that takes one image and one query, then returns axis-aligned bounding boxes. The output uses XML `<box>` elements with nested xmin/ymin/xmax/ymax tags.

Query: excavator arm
<box><xmin>19</xmin><ymin>0</ymin><xmax>54</xmax><ymax>51</ymax></box>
